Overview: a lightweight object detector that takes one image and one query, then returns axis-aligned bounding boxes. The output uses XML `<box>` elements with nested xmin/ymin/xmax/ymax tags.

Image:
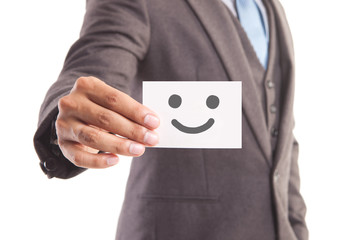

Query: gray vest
<box><xmin>228</xmin><ymin>0</ymin><xmax>282</xmax><ymax>155</ymax></box>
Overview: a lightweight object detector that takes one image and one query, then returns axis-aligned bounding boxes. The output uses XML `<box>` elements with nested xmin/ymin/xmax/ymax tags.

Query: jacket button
<box><xmin>271</xmin><ymin>127</ymin><xmax>279</xmax><ymax>137</ymax></box>
<box><xmin>274</xmin><ymin>170</ymin><xmax>280</xmax><ymax>182</ymax></box>
<box><xmin>267</xmin><ymin>80</ymin><xmax>274</xmax><ymax>89</ymax></box>
<box><xmin>270</xmin><ymin>105</ymin><xmax>277</xmax><ymax>113</ymax></box>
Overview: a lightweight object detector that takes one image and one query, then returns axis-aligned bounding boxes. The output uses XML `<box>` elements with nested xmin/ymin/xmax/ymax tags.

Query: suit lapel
<box><xmin>186</xmin><ymin>0</ymin><xmax>272</xmax><ymax>165</ymax></box>
<box><xmin>269</xmin><ymin>0</ymin><xmax>296</xmax><ymax>168</ymax></box>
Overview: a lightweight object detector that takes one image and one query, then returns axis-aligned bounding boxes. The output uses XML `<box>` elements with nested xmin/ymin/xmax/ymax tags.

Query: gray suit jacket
<box><xmin>34</xmin><ymin>0</ymin><xmax>308</xmax><ymax>239</ymax></box>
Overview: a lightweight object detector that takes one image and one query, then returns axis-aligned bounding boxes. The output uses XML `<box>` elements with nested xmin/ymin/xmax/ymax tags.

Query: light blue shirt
<box><xmin>221</xmin><ymin>0</ymin><xmax>269</xmax><ymax>42</ymax></box>
<box><xmin>221</xmin><ymin>0</ymin><xmax>269</xmax><ymax>68</ymax></box>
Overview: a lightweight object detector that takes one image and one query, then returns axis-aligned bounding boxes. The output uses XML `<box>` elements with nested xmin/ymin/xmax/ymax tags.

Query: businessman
<box><xmin>34</xmin><ymin>0</ymin><xmax>308</xmax><ymax>239</ymax></box>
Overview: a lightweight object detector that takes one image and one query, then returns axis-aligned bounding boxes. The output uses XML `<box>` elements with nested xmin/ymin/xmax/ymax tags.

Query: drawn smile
<box><xmin>171</xmin><ymin>118</ymin><xmax>215</xmax><ymax>134</ymax></box>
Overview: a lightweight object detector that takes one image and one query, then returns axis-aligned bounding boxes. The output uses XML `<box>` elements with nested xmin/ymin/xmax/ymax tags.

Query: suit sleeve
<box><xmin>288</xmin><ymin>135</ymin><xmax>309</xmax><ymax>240</ymax></box>
<box><xmin>33</xmin><ymin>0</ymin><xmax>151</xmax><ymax>179</ymax></box>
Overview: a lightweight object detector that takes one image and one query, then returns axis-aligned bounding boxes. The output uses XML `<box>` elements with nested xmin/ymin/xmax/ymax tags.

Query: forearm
<box><xmin>34</xmin><ymin>0</ymin><xmax>151</xmax><ymax>178</ymax></box>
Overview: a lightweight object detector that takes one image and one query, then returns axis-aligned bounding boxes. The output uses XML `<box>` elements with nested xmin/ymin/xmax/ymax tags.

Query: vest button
<box><xmin>267</xmin><ymin>80</ymin><xmax>274</xmax><ymax>89</ymax></box>
<box><xmin>271</xmin><ymin>127</ymin><xmax>279</xmax><ymax>137</ymax></box>
<box><xmin>270</xmin><ymin>105</ymin><xmax>277</xmax><ymax>113</ymax></box>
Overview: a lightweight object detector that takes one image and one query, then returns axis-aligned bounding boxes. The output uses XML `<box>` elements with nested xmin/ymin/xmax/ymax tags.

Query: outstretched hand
<box><xmin>55</xmin><ymin>76</ymin><xmax>160</xmax><ymax>169</ymax></box>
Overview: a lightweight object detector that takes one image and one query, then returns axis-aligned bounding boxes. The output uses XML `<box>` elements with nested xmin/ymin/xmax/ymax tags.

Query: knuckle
<box><xmin>97</xmin><ymin>111</ymin><xmax>111</xmax><ymax>127</ymax></box>
<box><xmin>92</xmin><ymin>157</ymin><xmax>103</xmax><ymax>168</ymax></box>
<box><xmin>87</xmin><ymin>76</ymin><xmax>99</xmax><ymax>82</ymax></box>
<box><xmin>58</xmin><ymin>96</ymin><xmax>77</xmax><ymax>112</ymax></box>
<box><xmin>72</xmin><ymin>152</ymin><xmax>84</xmax><ymax>167</ymax></box>
<box><xmin>57</xmin><ymin>139</ymin><xmax>66</xmax><ymax>149</ymax></box>
<box><xmin>78</xmin><ymin>128</ymin><xmax>99</xmax><ymax>144</ymax></box>
<box><xmin>128</xmin><ymin>124</ymin><xmax>145</xmax><ymax>141</ymax></box>
<box><xmin>128</xmin><ymin>127</ymin><xmax>137</xmax><ymax>140</ymax></box>
<box><xmin>132</xmin><ymin>104</ymin><xmax>146</xmax><ymax>119</ymax></box>
<box><xmin>54</xmin><ymin>119</ymin><xmax>67</xmax><ymax>137</ymax></box>
<box><xmin>75</xmin><ymin>76</ymin><xmax>94</xmax><ymax>91</ymax></box>
<box><xmin>105</xmin><ymin>93</ymin><xmax>119</xmax><ymax>107</ymax></box>
<box><xmin>55</xmin><ymin>118</ymin><xmax>66</xmax><ymax>131</ymax></box>
<box><xmin>114</xmin><ymin>143</ymin><xmax>126</xmax><ymax>154</ymax></box>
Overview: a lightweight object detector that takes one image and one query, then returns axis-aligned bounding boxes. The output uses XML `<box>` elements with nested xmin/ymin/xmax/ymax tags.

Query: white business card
<box><xmin>143</xmin><ymin>81</ymin><xmax>242</xmax><ymax>148</ymax></box>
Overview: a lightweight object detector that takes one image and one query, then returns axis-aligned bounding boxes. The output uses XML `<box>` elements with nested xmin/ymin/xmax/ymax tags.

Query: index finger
<box><xmin>76</xmin><ymin>76</ymin><xmax>160</xmax><ymax>130</ymax></box>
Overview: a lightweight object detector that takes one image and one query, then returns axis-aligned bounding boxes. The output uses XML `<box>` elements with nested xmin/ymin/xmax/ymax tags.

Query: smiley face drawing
<box><xmin>142</xmin><ymin>81</ymin><xmax>242</xmax><ymax>148</ymax></box>
<box><xmin>168</xmin><ymin>94</ymin><xmax>220</xmax><ymax>134</ymax></box>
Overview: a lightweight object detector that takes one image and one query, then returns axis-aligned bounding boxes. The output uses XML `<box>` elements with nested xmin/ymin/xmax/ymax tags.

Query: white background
<box><xmin>0</xmin><ymin>0</ymin><xmax>359</xmax><ymax>239</ymax></box>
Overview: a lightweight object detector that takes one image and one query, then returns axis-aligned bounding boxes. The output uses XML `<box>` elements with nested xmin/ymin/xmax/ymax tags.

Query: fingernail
<box><xmin>129</xmin><ymin>143</ymin><xmax>145</xmax><ymax>155</ymax></box>
<box><xmin>106</xmin><ymin>156</ymin><xmax>119</xmax><ymax>166</ymax></box>
<box><xmin>144</xmin><ymin>131</ymin><xmax>159</xmax><ymax>145</ymax></box>
<box><xmin>144</xmin><ymin>114</ymin><xmax>160</xmax><ymax>129</ymax></box>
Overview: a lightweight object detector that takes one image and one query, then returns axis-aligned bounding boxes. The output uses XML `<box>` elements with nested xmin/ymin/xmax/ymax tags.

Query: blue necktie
<box><xmin>235</xmin><ymin>0</ymin><xmax>269</xmax><ymax>69</ymax></box>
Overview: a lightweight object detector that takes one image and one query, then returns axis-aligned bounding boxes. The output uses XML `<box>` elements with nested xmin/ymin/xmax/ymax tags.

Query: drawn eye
<box><xmin>168</xmin><ymin>94</ymin><xmax>182</xmax><ymax>108</ymax></box>
<box><xmin>206</xmin><ymin>95</ymin><xmax>219</xmax><ymax>109</ymax></box>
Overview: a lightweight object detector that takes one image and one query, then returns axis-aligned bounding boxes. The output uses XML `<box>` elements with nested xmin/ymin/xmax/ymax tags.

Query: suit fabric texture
<box><xmin>33</xmin><ymin>0</ymin><xmax>308</xmax><ymax>239</ymax></box>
